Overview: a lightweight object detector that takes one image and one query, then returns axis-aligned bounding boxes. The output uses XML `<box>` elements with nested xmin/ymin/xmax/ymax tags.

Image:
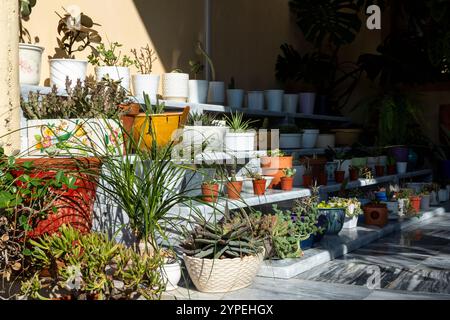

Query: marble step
<box><xmin>258</xmin><ymin>206</ymin><xmax>448</xmax><ymax>279</ymax></box>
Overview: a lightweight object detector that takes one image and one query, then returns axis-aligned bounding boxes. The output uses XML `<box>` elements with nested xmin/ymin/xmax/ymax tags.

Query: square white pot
<box><xmin>182</xmin><ymin>126</ymin><xmax>227</xmax><ymax>152</ymax></box>
<box><xmin>132</xmin><ymin>74</ymin><xmax>160</xmax><ymax>100</ymax></box>
<box><xmin>224</xmin><ymin>131</ymin><xmax>256</xmax><ymax>152</ymax></box>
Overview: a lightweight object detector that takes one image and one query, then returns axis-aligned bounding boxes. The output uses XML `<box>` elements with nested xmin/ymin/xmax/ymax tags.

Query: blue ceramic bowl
<box><xmin>318</xmin><ymin>208</ymin><xmax>346</xmax><ymax>235</ymax></box>
<box><xmin>300</xmin><ymin>234</ymin><xmax>315</xmax><ymax>250</ymax></box>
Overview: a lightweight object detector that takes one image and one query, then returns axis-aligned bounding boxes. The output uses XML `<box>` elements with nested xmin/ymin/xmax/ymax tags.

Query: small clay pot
<box><xmin>201</xmin><ymin>183</ymin><xmax>219</xmax><ymax>202</ymax></box>
<box><xmin>281</xmin><ymin>177</ymin><xmax>294</xmax><ymax>191</ymax></box>
<box><xmin>334</xmin><ymin>171</ymin><xmax>345</xmax><ymax>183</ymax></box>
<box><xmin>375</xmin><ymin>165</ymin><xmax>385</xmax><ymax>177</ymax></box>
<box><xmin>303</xmin><ymin>174</ymin><xmax>313</xmax><ymax>188</ymax></box>
<box><xmin>226</xmin><ymin>181</ymin><xmax>243</xmax><ymax>200</ymax></box>
<box><xmin>349</xmin><ymin>168</ymin><xmax>359</xmax><ymax>181</ymax></box>
<box><xmin>409</xmin><ymin>196</ymin><xmax>422</xmax><ymax>214</ymax></box>
<box><xmin>387</xmin><ymin>165</ymin><xmax>396</xmax><ymax>175</ymax></box>
<box><xmin>253</xmin><ymin>179</ymin><xmax>266</xmax><ymax>195</ymax></box>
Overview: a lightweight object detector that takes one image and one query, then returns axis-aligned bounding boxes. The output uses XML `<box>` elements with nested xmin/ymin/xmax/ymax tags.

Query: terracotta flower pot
<box><xmin>334</xmin><ymin>170</ymin><xmax>345</xmax><ymax>183</ymax></box>
<box><xmin>12</xmin><ymin>157</ymin><xmax>101</xmax><ymax>238</ymax></box>
<box><xmin>375</xmin><ymin>165</ymin><xmax>385</xmax><ymax>177</ymax></box>
<box><xmin>202</xmin><ymin>183</ymin><xmax>219</xmax><ymax>202</ymax></box>
<box><xmin>119</xmin><ymin>103</ymin><xmax>141</xmax><ymax>151</ymax></box>
<box><xmin>253</xmin><ymin>179</ymin><xmax>266</xmax><ymax>195</ymax></box>
<box><xmin>349</xmin><ymin>168</ymin><xmax>359</xmax><ymax>181</ymax></box>
<box><xmin>363</xmin><ymin>203</ymin><xmax>388</xmax><ymax>228</ymax></box>
<box><xmin>260</xmin><ymin>156</ymin><xmax>293</xmax><ymax>189</ymax></box>
<box><xmin>387</xmin><ymin>165</ymin><xmax>396</xmax><ymax>175</ymax></box>
<box><xmin>303</xmin><ymin>174</ymin><xmax>313</xmax><ymax>188</ymax></box>
<box><xmin>317</xmin><ymin>172</ymin><xmax>327</xmax><ymax>186</ymax></box>
<box><xmin>280</xmin><ymin>177</ymin><xmax>294</xmax><ymax>191</ymax></box>
<box><xmin>226</xmin><ymin>181</ymin><xmax>243</xmax><ymax>200</ymax></box>
<box><xmin>410</xmin><ymin>196</ymin><xmax>422</xmax><ymax>214</ymax></box>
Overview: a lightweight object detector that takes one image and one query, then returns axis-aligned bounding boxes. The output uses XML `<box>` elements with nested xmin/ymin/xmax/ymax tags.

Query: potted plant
<box><xmin>201</xmin><ymin>178</ymin><xmax>220</xmax><ymax>203</ymax></box>
<box><xmin>302</xmin><ymin>160</ymin><xmax>313</xmax><ymax>187</ymax></box>
<box><xmin>159</xmin><ymin>248</ymin><xmax>182</xmax><ymax>291</ymax></box>
<box><xmin>132</xmin><ymin>93</ymin><xmax>190</xmax><ymax>150</ymax></box>
<box><xmin>182</xmin><ymin>112</ymin><xmax>227</xmax><ymax>153</ymax></box>
<box><xmin>331</xmin><ymin>198</ymin><xmax>364</xmax><ymax>229</ymax></box>
<box><xmin>88</xmin><ymin>41</ymin><xmax>134</xmax><ymax>91</ymax></box>
<box><xmin>349</xmin><ymin>165</ymin><xmax>360</xmax><ymax>181</ymax></box>
<box><xmin>188</xmin><ymin>60</ymin><xmax>208</xmax><ymax>103</ymax></box>
<box><xmin>223</xmin><ymin>112</ymin><xmax>257</xmax><ymax>152</ymax></box>
<box><xmin>291</xmin><ymin>195</ymin><xmax>324</xmax><ymax>250</ymax></box>
<box><xmin>317</xmin><ymin>200</ymin><xmax>346</xmax><ymax>235</ymax></box>
<box><xmin>49</xmin><ymin>6</ymin><xmax>101</xmax><ymax>89</ymax></box>
<box><xmin>300</xmin><ymin>121</ymin><xmax>319</xmax><ymax>149</ymax></box>
<box><xmin>420</xmin><ymin>188</ymin><xmax>431</xmax><ymax>211</ymax></box>
<box><xmin>363</xmin><ymin>202</ymin><xmax>389</xmax><ymax>227</ymax></box>
<box><xmin>18</xmin><ymin>0</ymin><xmax>44</xmax><ymax>86</ymax></box>
<box><xmin>162</xmin><ymin>69</ymin><xmax>189</xmax><ymax>102</ymax></box>
<box><xmin>261</xmin><ymin>149</ymin><xmax>294</xmax><ymax>189</ymax></box>
<box><xmin>279</xmin><ymin>125</ymin><xmax>302</xmax><ymax>149</ymax></box>
<box><xmin>250</xmin><ymin>172</ymin><xmax>267</xmax><ymax>196</ymax></box>
<box><xmin>386</xmin><ymin>156</ymin><xmax>396</xmax><ymax>175</ymax></box>
<box><xmin>409</xmin><ymin>193</ymin><xmax>422</xmax><ymax>215</ymax></box>
<box><xmin>181</xmin><ymin>213</ymin><xmax>264</xmax><ymax>293</ymax></box>
<box><xmin>227</xmin><ymin>77</ymin><xmax>245</xmax><ymax>109</ymax></box>
<box><xmin>226</xmin><ymin>170</ymin><xmax>244</xmax><ymax>200</ymax></box>
<box><xmin>131</xmin><ymin>44</ymin><xmax>159</xmax><ymax>100</ymax></box>
<box><xmin>396</xmin><ymin>189</ymin><xmax>413</xmax><ymax>216</ymax></box>
<box><xmin>265</xmin><ymin>89</ymin><xmax>285</xmax><ymax>112</ymax></box>
<box><xmin>281</xmin><ymin>168</ymin><xmax>296</xmax><ymax>191</ymax></box>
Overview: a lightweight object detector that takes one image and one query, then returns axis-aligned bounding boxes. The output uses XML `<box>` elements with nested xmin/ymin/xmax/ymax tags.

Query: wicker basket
<box><xmin>183</xmin><ymin>248</ymin><xmax>265</xmax><ymax>293</ymax></box>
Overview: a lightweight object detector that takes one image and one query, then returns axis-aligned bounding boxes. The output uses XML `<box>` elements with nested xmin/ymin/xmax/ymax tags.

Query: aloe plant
<box><xmin>223</xmin><ymin>112</ymin><xmax>257</xmax><ymax>133</ymax></box>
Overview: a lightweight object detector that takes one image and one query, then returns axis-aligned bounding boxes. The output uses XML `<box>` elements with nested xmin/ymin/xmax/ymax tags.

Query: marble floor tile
<box><xmin>386</xmin><ymin>269</ymin><xmax>450</xmax><ymax>294</ymax></box>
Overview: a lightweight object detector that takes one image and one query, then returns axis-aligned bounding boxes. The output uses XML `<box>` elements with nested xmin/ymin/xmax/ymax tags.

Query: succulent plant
<box><xmin>283</xmin><ymin>168</ymin><xmax>297</xmax><ymax>178</ymax></box>
<box><xmin>88</xmin><ymin>42</ymin><xmax>134</xmax><ymax>67</ymax></box>
<box><xmin>19</xmin><ymin>0</ymin><xmax>39</xmax><ymax>43</ymax></box>
<box><xmin>189</xmin><ymin>60</ymin><xmax>204</xmax><ymax>80</ymax></box>
<box><xmin>131</xmin><ymin>44</ymin><xmax>158</xmax><ymax>74</ymax></box>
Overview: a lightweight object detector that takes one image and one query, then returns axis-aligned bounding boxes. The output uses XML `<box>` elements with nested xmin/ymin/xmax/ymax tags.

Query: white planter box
<box><xmin>224</xmin><ymin>131</ymin><xmax>256</xmax><ymax>152</ymax></box>
<box><xmin>19</xmin><ymin>43</ymin><xmax>44</xmax><ymax>86</ymax></box>
<box><xmin>182</xmin><ymin>126</ymin><xmax>227</xmax><ymax>152</ymax></box>
<box><xmin>49</xmin><ymin>59</ymin><xmax>88</xmax><ymax>90</ymax></box>
<box><xmin>132</xmin><ymin>74</ymin><xmax>160</xmax><ymax>100</ymax></box>
<box><xmin>25</xmin><ymin>118</ymin><xmax>123</xmax><ymax>156</ymax></box>
<box><xmin>342</xmin><ymin>216</ymin><xmax>358</xmax><ymax>229</ymax></box>
<box><xmin>189</xmin><ymin>80</ymin><xmax>209</xmax><ymax>103</ymax></box>
<box><xmin>96</xmin><ymin>66</ymin><xmax>131</xmax><ymax>91</ymax></box>
<box><xmin>280</xmin><ymin>134</ymin><xmax>302</xmax><ymax>149</ymax></box>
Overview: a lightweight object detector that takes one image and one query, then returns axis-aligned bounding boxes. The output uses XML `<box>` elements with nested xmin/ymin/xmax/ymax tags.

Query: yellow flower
<box><xmin>75</xmin><ymin>125</ymin><xmax>87</xmax><ymax>137</ymax></box>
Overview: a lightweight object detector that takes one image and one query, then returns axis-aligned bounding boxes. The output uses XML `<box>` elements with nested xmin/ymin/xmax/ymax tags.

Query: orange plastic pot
<box><xmin>226</xmin><ymin>181</ymin><xmax>243</xmax><ymax>200</ymax></box>
<box><xmin>410</xmin><ymin>196</ymin><xmax>422</xmax><ymax>214</ymax></box>
<box><xmin>375</xmin><ymin>165</ymin><xmax>385</xmax><ymax>177</ymax></box>
<box><xmin>12</xmin><ymin>157</ymin><xmax>101</xmax><ymax>238</ymax></box>
<box><xmin>132</xmin><ymin>107</ymin><xmax>190</xmax><ymax>150</ymax></box>
<box><xmin>280</xmin><ymin>177</ymin><xmax>294</xmax><ymax>191</ymax></box>
<box><xmin>253</xmin><ymin>179</ymin><xmax>266</xmax><ymax>195</ymax></box>
<box><xmin>363</xmin><ymin>203</ymin><xmax>388</xmax><ymax>228</ymax></box>
<box><xmin>201</xmin><ymin>183</ymin><xmax>219</xmax><ymax>203</ymax></box>
<box><xmin>335</xmin><ymin>171</ymin><xmax>345</xmax><ymax>183</ymax></box>
<box><xmin>261</xmin><ymin>156</ymin><xmax>293</xmax><ymax>189</ymax></box>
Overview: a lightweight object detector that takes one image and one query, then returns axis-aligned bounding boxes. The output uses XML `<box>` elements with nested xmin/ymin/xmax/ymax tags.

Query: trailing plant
<box><xmin>196</xmin><ymin>41</ymin><xmax>216</xmax><ymax>81</ymax></box>
<box><xmin>20</xmin><ymin>226</ymin><xmax>164</xmax><ymax>300</ymax></box>
<box><xmin>131</xmin><ymin>44</ymin><xmax>158</xmax><ymax>74</ymax></box>
<box><xmin>223</xmin><ymin>112</ymin><xmax>256</xmax><ymax>133</ymax></box>
<box><xmin>51</xmin><ymin>6</ymin><xmax>101</xmax><ymax>59</ymax></box>
<box><xmin>21</xmin><ymin>78</ymin><xmax>128</xmax><ymax>119</ymax></box>
<box><xmin>88</xmin><ymin>42</ymin><xmax>134</xmax><ymax>67</ymax></box>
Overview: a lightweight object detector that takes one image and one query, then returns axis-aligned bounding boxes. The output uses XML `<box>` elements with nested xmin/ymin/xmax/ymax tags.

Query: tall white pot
<box><xmin>279</xmin><ymin>134</ymin><xmax>302</xmax><ymax>149</ymax></box>
<box><xmin>299</xmin><ymin>92</ymin><xmax>316</xmax><ymax>115</ymax></box>
<box><xmin>227</xmin><ymin>89</ymin><xmax>245</xmax><ymax>109</ymax></box>
<box><xmin>19</xmin><ymin>43</ymin><xmax>44</xmax><ymax>86</ymax></box>
<box><xmin>247</xmin><ymin>91</ymin><xmax>264</xmax><ymax>110</ymax></box>
<box><xmin>96</xmin><ymin>66</ymin><xmax>131</xmax><ymax>91</ymax></box>
<box><xmin>265</xmin><ymin>90</ymin><xmax>284</xmax><ymax>112</ymax></box>
<box><xmin>302</xmin><ymin>129</ymin><xmax>319</xmax><ymax>148</ymax></box>
<box><xmin>49</xmin><ymin>59</ymin><xmax>88</xmax><ymax>90</ymax></box>
<box><xmin>132</xmin><ymin>74</ymin><xmax>160</xmax><ymax>100</ymax></box>
<box><xmin>189</xmin><ymin>80</ymin><xmax>209</xmax><ymax>103</ymax></box>
<box><xmin>207</xmin><ymin>81</ymin><xmax>225</xmax><ymax>104</ymax></box>
<box><xmin>162</xmin><ymin>73</ymin><xmax>189</xmax><ymax>102</ymax></box>
<box><xmin>283</xmin><ymin>94</ymin><xmax>299</xmax><ymax>113</ymax></box>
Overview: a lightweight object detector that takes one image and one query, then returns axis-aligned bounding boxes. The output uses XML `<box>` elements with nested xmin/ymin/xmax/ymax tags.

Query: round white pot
<box><xmin>293</xmin><ymin>165</ymin><xmax>305</xmax><ymax>187</ymax></box>
<box><xmin>316</xmin><ymin>134</ymin><xmax>335</xmax><ymax>149</ymax></box>
<box><xmin>341</xmin><ymin>159</ymin><xmax>352</xmax><ymax>179</ymax></box>
<box><xmin>247</xmin><ymin>91</ymin><xmax>264</xmax><ymax>110</ymax></box>
<box><xmin>207</xmin><ymin>81</ymin><xmax>225</xmax><ymax>104</ymax></box>
<box><xmin>283</xmin><ymin>94</ymin><xmax>299</xmax><ymax>113</ymax></box>
<box><xmin>439</xmin><ymin>189</ymin><xmax>448</xmax><ymax>202</ymax></box>
<box><xmin>421</xmin><ymin>194</ymin><xmax>431</xmax><ymax>211</ymax></box>
<box><xmin>132</xmin><ymin>74</ymin><xmax>160</xmax><ymax>100</ymax></box>
<box><xmin>299</xmin><ymin>92</ymin><xmax>316</xmax><ymax>115</ymax></box>
<box><xmin>49</xmin><ymin>59</ymin><xmax>88</xmax><ymax>90</ymax></box>
<box><xmin>342</xmin><ymin>216</ymin><xmax>358</xmax><ymax>229</ymax></box>
<box><xmin>162</xmin><ymin>73</ymin><xmax>189</xmax><ymax>102</ymax></box>
<box><xmin>160</xmin><ymin>262</ymin><xmax>182</xmax><ymax>291</ymax></box>
<box><xmin>396</xmin><ymin>162</ymin><xmax>408</xmax><ymax>174</ymax></box>
<box><xmin>280</xmin><ymin>133</ymin><xmax>302</xmax><ymax>149</ymax></box>
<box><xmin>301</xmin><ymin>129</ymin><xmax>319</xmax><ymax>149</ymax></box>
<box><xmin>19</xmin><ymin>43</ymin><xmax>44</xmax><ymax>85</ymax></box>
<box><xmin>188</xmin><ymin>80</ymin><xmax>209</xmax><ymax>103</ymax></box>
<box><xmin>265</xmin><ymin>90</ymin><xmax>284</xmax><ymax>112</ymax></box>
<box><xmin>96</xmin><ymin>66</ymin><xmax>131</xmax><ymax>91</ymax></box>
<box><xmin>224</xmin><ymin>131</ymin><xmax>256</xmax><ymax>152</ymax></box>
<box><xmin>183</xmin><ymin>126</ymin><xmax>227</xmax><ymax>152</ymax></box>
<box><xmin>431</xmin><ymin>191</ymin><xmax>439</xmax><ymax>206</ymax></box>
<box><xmin>227</xmin><ymin>89</ymin><xmax>245</xmax><ymax>109</ymax></box>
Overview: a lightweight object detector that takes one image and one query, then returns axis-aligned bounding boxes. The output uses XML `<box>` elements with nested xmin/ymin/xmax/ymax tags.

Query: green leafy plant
<box><xmin>223</xmin><ymin>112</ymin><xmax>256</xmax><ymax>133</ymax></box>
<box><xmin>88</xmin><ymin>42</ymin><xmax>134</xmax><ymax>67</ymax></box>
<box><xmin>292</xmin><ymin>195</ymin><xmax>324</xmax><ymax>239</ymax></box>
<box><xmin>51</xmin><ymin>7</ymin><xmax>101</xmax><ymax>59</ymax></box>
<box><xmin>282</xmin><ymin>168</ymin><xmax>297</xmax><ymax>178</ymax></box>
<box><xmin>131</xmin><ymin>44</ymin><xmax>158</xmax><ymax>74</ymax></box>
<box><xmin>142</xmin><ymin>93</ymin><xmax>165</xmax><ymax>115</ymax></box>
<box><xmin>19</xmin><ymin>0</ymin><xmax>39</xmax><ymax>44</ymax></box>
<box><xmin>189</xmin><ymin>60</ymin><xmax>204</xmax><ymax>80</ymax></box>
<box><xmin>196</xmin><ymin>41</ymin><xmax>215</xmax><ymax>81</ymax></box>
<box><xmin>267</xmin><ymin>149</ymin><xmax>285</xmax><ymax>157</ymax></box>
<box><xmin>187</xmin><ymin>112</ymin><xmax>218</xmax><ymax>126</ymax></box>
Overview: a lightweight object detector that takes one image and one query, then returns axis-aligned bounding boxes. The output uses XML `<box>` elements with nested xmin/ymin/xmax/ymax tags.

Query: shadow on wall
<box><xmin>132</xmin><ymin>0</ymin><xmax>205</xmax><ymax>74</ymax></box>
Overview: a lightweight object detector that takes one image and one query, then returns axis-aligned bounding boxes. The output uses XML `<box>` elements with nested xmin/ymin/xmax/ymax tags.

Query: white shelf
<box><xmin>319</xmin><ymin>169</ymin><xmax>433</xmax><ymax>194</ymax></box>
<box><xmin>284</xmin><ymin>147</ymin><xmax>351</xmax><ymax>156</ymax></box>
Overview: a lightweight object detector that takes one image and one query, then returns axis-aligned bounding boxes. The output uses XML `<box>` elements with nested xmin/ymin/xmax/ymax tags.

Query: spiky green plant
<box><xmin>223</xmin><ymin>112</ymin><xmax>256</xmax><ymax>133</ymax></box>
<box><xmin>143</xmin><ymin>93</ymin><xmax>165</xmax><ymax>114</ymax></box>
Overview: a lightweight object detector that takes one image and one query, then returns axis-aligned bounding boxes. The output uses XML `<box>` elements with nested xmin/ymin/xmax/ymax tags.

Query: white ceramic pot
<box><xmin>265</xmin><ymin>90</ymin><xmax>284</xmax><ymax>112</ymax></box>
<box><xmin>207</xmin><ymin>81</ymin><xmax>225</xmax><ymax>104</ymax></box>
<box><xmin>396</xmin><ymin>162</ymin><xmax>408</xmax><ymax>174</ymax></box>
<box><xmin>96</xmin><ymin>66</ymin><xmax>131</xmax><ymax>91</ymax></box>
<box><xmin>280</xmin><ymin>133</ymin><xmax>302</xmax><ymax>149</ymax></box>
<box><xmin>431</xmin><ymin>191</ymin><xmax>439</xmax><ymax>206</ymax></box>
<box><xmin>293</xmin><ymin>165</ymin><xmax>305</xmax><ymax>187</ymax></box>
<box><xmin>224</xmin><ymin>131</ymin><xmax>256</xmax><ymax>152</ymax></box>
<box><xmin>301</xmin><ymin>129</ymin><xmax>319</xmax><ymax>149</ymax></box>
<box><xmin>242</xmin><ymin>176</ymin><xmax>273</xmax><ymax>194</ymax></box>
<box><xmin>398</xmin><ymin>198</ymin><xmax>410</xmax><ymax>216</ymax></box>
<box><xmin>342</xmin><ymin>216</ymin><xmax>358</xmax><ymax>229</ymax></box>
<box><xmin>182</xmin><ymin>126</ymin><xmax>227</xmax><ymax>152</ymax></box>
<box><xmin>162</xmin><ymin>73</ymin><xmax>189</xmax><ymax>102</ymax></box>
<box><xmin>188</xmin><ymin>80</ymin><xmax>209</xmax><ymax>103</ymax></box>
<box><xmin>283</xmin><ymin>94</ymin><xmax>299</xmax><ymax>113</ymax></box>
<box><xmin>19</xmin><ymin>43</ymin><xmax>44</xmax><ymax>85</ymax></box>
<box><xmin>132</xmin><ymin>74</ymin><xmax>160</xmax><ymax>100</ymax></box>
<box><xmin>384</xmin><ymin>201</ymin><xmax>399</xmax><ymax>214</ymax></box>
<box><xmin>299</xmin><ymin>92</ymin><xmax>316</xmax><ymax>115</ymax></box>
<box><xmin>316</xmin><ymin>134</ymin><xmax>335</xmax><ymax>149</ymax></box>
<box><xmin>341</xmin><ymin>159</ymin><xmax>352</xmax><ymax>179</ymax></box>
<box><xmin>421</xmin><ymin>194</ymin><xmax>431</xmax><ymax>211</ymax></box>
<box><xmin>439</xmin><ymin>189</ymin><xmax>448</xmax><ymax>202</ymax></box>
<box><xmin>160</xmin><ymin>262</ymin><xmax>181</xmax><ymax>291</ymax></box>
<box><xmin>247</xmin><ymin>91</ymin><xmax>264</xmax><ymax>110</ymax></box>
<box><xmin>227</xmin><ymin>89</ymin><xmax>244</xmax><ymax>109</ymax></box>
<box><xmin>49</xmin><ymin>59</ymin><xmax>88</xmax><ymax>90</ymax></box>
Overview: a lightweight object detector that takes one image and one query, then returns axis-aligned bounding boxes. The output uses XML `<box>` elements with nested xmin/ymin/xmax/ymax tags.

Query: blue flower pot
<box><xmin>314</xmin><ymin>214</ymin><xmax>328</xmax><ymax>243</ymax></box>
<box><xmin>319</xmin><ymin>208</ymin><xmax>346</xmax><ymax>235</ymax></box>
<box><xmin>300</xmin><ymin>234</ymin><xmax>315</xmax><ymax>250</ymax></box>
<box><xmin>375</xmin><ymin>192</ymin><xmax>388</xmax><ymax>202</ymax></box>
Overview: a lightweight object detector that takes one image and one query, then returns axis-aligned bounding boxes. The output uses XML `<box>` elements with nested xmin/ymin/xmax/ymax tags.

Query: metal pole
<box><xmin>204</xmin><ymin>0</ymin><xmax>211</xmax><ymax>81</ymax></box>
